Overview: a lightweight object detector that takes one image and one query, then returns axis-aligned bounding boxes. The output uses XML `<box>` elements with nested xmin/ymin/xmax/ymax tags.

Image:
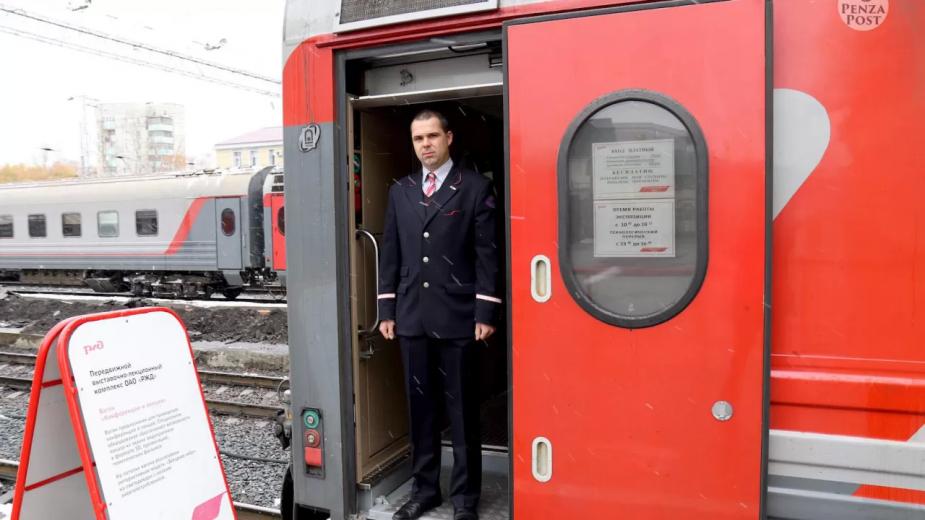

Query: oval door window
<box><xmin>277</xmin><ymin>206</ymin><xmax>286</xmax><ymax>236</ymax></box>
<box><xmin>558</xmin><ymin>90</ymin><xmax>708</xmax><ymax>328</ymax></box>
<box><xmin>221</xmin><ymin>208</ymin><xmax>236</xmax><ymax>236</ymax></box>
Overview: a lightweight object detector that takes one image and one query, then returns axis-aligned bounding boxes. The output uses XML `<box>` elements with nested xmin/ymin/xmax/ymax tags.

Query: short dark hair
<box><xmin>411</xmin><ymin>109</ymin><xmax>450</xmax><ymax>132</ymax></box>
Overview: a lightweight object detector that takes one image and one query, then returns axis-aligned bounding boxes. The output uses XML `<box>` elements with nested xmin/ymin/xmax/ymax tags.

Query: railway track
<box><xmin>0</xmin><ymin>458</ymin><xmax>282</xmax><ymax>518</ymax></box>
<box><xmin>0</xmin><ymin>364</ymin><xmax>285</xmax><ymax>420</ymax></box>
<box><xmin>2</xmin><ymin>286</ymin><xmax>286</xmax><ymax>305</ymax></box>
<box><xmin>0</xmin><ymin>350</ymin><xmax>287</xmax><ymax>390</ymax></box>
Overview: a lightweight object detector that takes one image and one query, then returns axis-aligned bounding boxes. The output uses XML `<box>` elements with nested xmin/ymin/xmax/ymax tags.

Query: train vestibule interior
<box><xmin>344</xmin><ymin>34</ymin><xmax>509</xmax><ymax>516</ymax></box>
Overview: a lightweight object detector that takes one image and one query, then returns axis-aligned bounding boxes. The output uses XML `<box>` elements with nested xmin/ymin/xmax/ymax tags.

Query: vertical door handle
<box><xmin>355</xmin><ymin>228</ymin><xmax>380</xmax><ymax>337</ymax></box>
<box><xmin>532</xmin><ymin>436</ymin><xmax>553</xmax><ymax>482</ymax></box>
<box><xmin>531</xmin><ymin>255</ymin><xmax>551</xmax><ymax>303</ymax></box>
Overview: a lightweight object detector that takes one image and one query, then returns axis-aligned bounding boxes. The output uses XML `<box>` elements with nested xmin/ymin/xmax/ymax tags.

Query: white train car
<box><xmin>0</xmin><ymin>168</ymin><xmax>280</xmax><ymax>298</ymax></box>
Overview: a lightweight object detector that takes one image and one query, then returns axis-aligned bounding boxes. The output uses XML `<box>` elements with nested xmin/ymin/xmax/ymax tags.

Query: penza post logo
<box><xmin>83</xmin><ymin>340</ymin><xmax>104</xmax><ymax>355</ymax></box>
<box><xmin>838</xmin><ymin>0</ymin><xmax>888</xmax><ymax>31</ymax></box>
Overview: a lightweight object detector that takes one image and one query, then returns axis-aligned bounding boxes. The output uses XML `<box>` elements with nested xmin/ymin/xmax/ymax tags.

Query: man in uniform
<box><xmin>378</xmin><ymin>109</ymin><xmax>500</xmax><ymax>520</ymax></box>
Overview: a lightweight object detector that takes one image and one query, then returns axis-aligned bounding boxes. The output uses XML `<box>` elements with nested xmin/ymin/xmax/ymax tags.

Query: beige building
<box><xmin>214</xmin><ymin>127</ymin><xmax>283</xmax><ymax>169</ymax></box>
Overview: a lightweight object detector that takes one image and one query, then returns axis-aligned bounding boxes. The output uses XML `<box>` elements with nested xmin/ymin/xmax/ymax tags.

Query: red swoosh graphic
<box><xmin>191</xmin><ymin>492</ymin><xmax>226</xmax><ymax>520</ymax></box>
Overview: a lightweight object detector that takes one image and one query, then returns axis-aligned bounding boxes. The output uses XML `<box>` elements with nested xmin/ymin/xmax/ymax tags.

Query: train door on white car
<box><xmin>217</xmin><ymin>197</ymin><xmax>243</xmax><ymax>270</ymax></box>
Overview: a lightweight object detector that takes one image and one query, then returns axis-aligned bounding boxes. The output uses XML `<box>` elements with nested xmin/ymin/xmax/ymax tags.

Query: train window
<box><xmin>221</xmin><ymin>208</ymin><xmax>236</xmax><ymax>236</ymax></box>
<box><xmin>135</xmin><ymin>210</ymin><xmax>158</xmax><ymax>236</ymax></box>
<box><xmin>98</xmin><ymin>211</ymin><xmax>119</xmax><ymax>237</ymax></box>
<box><xmin>277</xmin><ymin>206</ymin><xmax>285</xmax><ymax>236</ymax></box>
<box><xmin>558</xmin><ymin>91</ymin><xmax>708</xmax><ymax>328</ymax></box>
<box><xmin>62</xmin><ymin>213</ymin><xmax>81</xmax><ymax>237</ymax></box>
<box><xmin>28</xmin><ymin>215</ymin><xmax>46</xmax><ymax>238</ymax></box>
<box><xmin>0</xmin><ymin>215</ymin><xmax>11</xmax><ymax>238</ymax></box>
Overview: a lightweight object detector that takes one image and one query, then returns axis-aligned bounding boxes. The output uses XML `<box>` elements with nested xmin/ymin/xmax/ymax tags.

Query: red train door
<box><xmin>269</xmin><ymin>194</ymin><xmax>287</xmax><ymax>271</ymax></box>
<box><xmin>507</xmin><ymin>1</ymin><xmax>768</xmax><ymax>518</ymax></box>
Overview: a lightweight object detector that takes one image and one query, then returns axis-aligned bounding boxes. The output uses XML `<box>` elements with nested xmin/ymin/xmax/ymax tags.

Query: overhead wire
<box><xmin>0</xmin><ymin>24</ymin><xmax>280</xmax><ymax>98</ymax></box>
<box><xmin>0</xmin><ymin>4</ymin><xmax>280</xmax><ymax>85</ymax></box>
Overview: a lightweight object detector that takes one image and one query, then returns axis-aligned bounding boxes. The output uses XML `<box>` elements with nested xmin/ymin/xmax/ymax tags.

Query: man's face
<box><xmin>411</xmin><ymin>117</ymin><xmax>453</xmax><ymax>171</ymax></box>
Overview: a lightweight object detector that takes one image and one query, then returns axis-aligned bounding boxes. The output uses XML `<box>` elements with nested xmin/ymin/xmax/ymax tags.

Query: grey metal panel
<box><xmin>768</xmin><ymin>487</ymin><xmax>925</xmax><ymax>520</ymax></box>
<box><xmin>767</xmin><ymin>430</ymin><xmax>925</xmax><ymax>519</ymax></box>
<box><xmin>216</xmin><ymin>198</ymin><xmax>244</xmax><ymax>270</ymax></box>
<box><xmin>282</xmin><ymin>0</ymin><xmax>541</xmax><ymax>63</ymax></box>
<box><xmin>363</xmin><ymin>54</ymin><xmax>501</xmax><ymax>96</ymax></box>
<box><xmin>769</xmin><ymin>429</ymin><xmax>925</xmax><ymax>491</ymax></box>
<box><xmin>336</xmin><ymin>0</ymin><xmax>497</xmax><ymax>32</ymax></box>
<box><xmin>284</xmin><ymin>122</ymin><xmax>355</xmax><ymax>519</ymax></box>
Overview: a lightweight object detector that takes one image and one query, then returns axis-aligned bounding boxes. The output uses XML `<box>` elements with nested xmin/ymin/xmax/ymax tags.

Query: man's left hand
<box><xmin>475</xmin><ymin>322</ymin><xmax>496</xmax><ymax>341</ymax></box>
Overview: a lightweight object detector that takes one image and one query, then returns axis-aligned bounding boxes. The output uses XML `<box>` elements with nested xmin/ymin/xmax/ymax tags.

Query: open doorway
<box><xmin>346</xmin><ymin>61</ymin><xmax>509</xmax><ymax>517</ymax></box>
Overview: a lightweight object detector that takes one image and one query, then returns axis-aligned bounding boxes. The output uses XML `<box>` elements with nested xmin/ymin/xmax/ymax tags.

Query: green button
<box><xmin>303</xmin><ymin>410</ymin><xmax>320</xmax><ymax>429</ymax></box>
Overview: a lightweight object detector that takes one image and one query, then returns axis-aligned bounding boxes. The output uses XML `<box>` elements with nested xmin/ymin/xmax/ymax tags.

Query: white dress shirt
<box><xmin>421</xmin><ymin>158</ymin><xmax>453</xmax><ymax>195</ymax></box>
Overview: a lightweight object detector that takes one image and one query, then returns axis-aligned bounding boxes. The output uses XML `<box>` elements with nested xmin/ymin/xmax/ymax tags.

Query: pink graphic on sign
<box><xmin>838</xmin><ymin>0</ymin><xmax>888</xmax><ymax>31</ymax></box>
<box><xmin>191</xmin><ymin>492</ymin><xmax>226</xmax><ymax>520</ymax></box>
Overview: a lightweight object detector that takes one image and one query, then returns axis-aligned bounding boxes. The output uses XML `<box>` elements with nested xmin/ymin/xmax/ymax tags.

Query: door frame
<box><xmin>333</xmin><ymin>29</ymin><xmax>508</xmax><ymax>513</ymax></box>
<box><xmin>502</xmin><ymin>0</ymin><xmax>772</xmax><ymax>517</ymax></box>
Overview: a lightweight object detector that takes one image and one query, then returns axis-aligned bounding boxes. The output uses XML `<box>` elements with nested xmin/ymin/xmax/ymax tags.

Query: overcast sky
<box><xmin>0</xmin><ymin>0</ymin><xmax>284</xmax><ymax>166</ymax></box>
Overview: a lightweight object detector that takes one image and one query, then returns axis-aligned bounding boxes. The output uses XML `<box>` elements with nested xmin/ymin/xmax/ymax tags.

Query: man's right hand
<box><xmin>379</xmin><ymin>319</ymin><xmax>396</xmax><ymax>340</ymax></box>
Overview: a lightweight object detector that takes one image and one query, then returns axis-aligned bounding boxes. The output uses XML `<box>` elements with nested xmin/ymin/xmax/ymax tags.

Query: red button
<box><xmin>304</xmin><ymin>447</ymin><xmax>323</xmax><ymax>467</ymax></box>
<box><xmin>304</xmin><ymin>429</ymin><xmax>321</xmax><ymax>448</ymax></box>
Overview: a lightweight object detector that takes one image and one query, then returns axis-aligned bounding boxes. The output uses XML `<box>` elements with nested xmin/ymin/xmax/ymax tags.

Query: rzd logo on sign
<box><xmin>83</xmin><ymin>340</ymin><xmax>104</xmax><ymax>355</ymax></box>
<box><xmin>838</xmin><ymin>0</ymin><xmax>888</xmax><ymax>31</ymax></box>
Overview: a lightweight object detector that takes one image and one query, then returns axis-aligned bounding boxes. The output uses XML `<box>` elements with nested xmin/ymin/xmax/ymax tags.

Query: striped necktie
<box><xmin>424</xmin><ymin>172</ymin><xmax>437</xmax><ymax>198</ymax></box>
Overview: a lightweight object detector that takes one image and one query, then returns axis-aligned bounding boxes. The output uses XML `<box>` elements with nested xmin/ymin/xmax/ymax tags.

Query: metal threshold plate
<box><xmin>366</xmin><ymin>470</ymin><xmax>509</xmax><ymax>520</ymax></box>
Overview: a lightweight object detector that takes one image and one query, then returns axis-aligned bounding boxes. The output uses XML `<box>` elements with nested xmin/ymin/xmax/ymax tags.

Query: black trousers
<box><xmin>399</xmin><ymin>335</ymin><xmax>481</xmax><ymax>509</ymax></box>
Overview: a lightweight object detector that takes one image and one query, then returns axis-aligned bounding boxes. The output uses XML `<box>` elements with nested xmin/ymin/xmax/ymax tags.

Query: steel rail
<box><xmin>0</xmin><ymin>351</ymin><xmax>36</xmax><ymax>365</ymax></box>
<box><xmin>0</xmin><ymin>351</ymin><xmax>285</xmax><ymax>390</ymax></box>
<box><xmin>198</xmin><ymin>370</ymin><xmax>286</xmax><ymax>389</ymax></box>
<box><xmin>206</xmin><ymin>399</ymin><xmax>284</xmax><ymax>419</ymax></box>
<box><xmin>234</xmin><ymin>502</ymin><xmax>283</xmax><ymax>519</ymax></box>
<box><xmin>0</xmin><ymin>458</ymin><xmax>18</xmax><ymax>481</ymax></box>
<box><xmin>0</xmin><ymin>375</ymin><xmax>282</xmax><ymax>419</ymax></box>
<box><xmin>6</xmin><ymin>288</ymin><xmax>286</xmax><ymax>305</ymax></box>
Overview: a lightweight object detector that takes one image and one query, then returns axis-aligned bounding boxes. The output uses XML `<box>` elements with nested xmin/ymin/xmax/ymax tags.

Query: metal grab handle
<box><xmin>355</xmin><ymin>228</ymin><xmax>380</xmax><ymax>337</ymax></box>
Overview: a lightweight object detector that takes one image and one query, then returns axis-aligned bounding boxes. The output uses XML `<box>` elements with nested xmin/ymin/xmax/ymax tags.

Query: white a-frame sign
<box><xmin>12</xmin><ymin>307</ymin><xmax>236</xmax><ymax>520</ymax></box>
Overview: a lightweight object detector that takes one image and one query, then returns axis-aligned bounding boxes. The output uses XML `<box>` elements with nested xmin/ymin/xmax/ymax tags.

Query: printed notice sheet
<box><xmin>67</xmin><ymin>310</ymin><xmax>233</xmax><ymax>520</ymax></box>
<box><xmin>590</xmin><ymin>138</ymin><xmax>677</xmax><ymax>258</ymax></box>
<box><xmin>593</xmin><ymin>200</ymin><xmax>675</xmax><ymax>257</ymax></box>
<box><xmin>591</xmin><ymin>139</ymin><xmax>675</xmax><ymax>199</ymax></box>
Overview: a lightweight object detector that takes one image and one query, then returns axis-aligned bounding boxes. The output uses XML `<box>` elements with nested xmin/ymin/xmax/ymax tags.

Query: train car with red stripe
<box><xmin>279</xmin><ymin>0</ymin><xmax>925</xmax><ymax>519</ymax></box>
<box><xmin>0</xmin><ymin>167</ymin><xmax>285</xmax><ymax>298</ymax></box>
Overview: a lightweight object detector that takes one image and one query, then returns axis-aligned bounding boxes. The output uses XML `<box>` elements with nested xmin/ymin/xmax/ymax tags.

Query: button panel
<box><xmin>302</xmin><ymin>408</ymin><xmax>324</xmax><ymax>478</ymax></box>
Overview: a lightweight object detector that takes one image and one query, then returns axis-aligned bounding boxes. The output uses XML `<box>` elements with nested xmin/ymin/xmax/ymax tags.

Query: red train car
<box><xmin>280</xmin><ymin>1</ymin><xmax>925</xmax><ymax>518</ymax></box>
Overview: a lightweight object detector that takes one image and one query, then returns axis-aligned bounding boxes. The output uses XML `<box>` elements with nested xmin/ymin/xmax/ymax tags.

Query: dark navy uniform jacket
<box><xmin>377</xmin><ymin>163</ymin><xmax>500</xmax><ymax>339</ymax></box>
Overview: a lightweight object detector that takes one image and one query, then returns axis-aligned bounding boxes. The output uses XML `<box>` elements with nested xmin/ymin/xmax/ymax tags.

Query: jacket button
<box><xmin>423</xmin><ymin>256</ymin><xmax>429</xmax><ymax>263</ymax></box>
<box><xmin>423</xmin><ymin>282</ymin><xmax>430</xmax><ymax>288</ymax></box>
<box><xmin>423</xmin><ymin>231</ymin><xmax>430</xmax><ymax>238</ymax></box>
